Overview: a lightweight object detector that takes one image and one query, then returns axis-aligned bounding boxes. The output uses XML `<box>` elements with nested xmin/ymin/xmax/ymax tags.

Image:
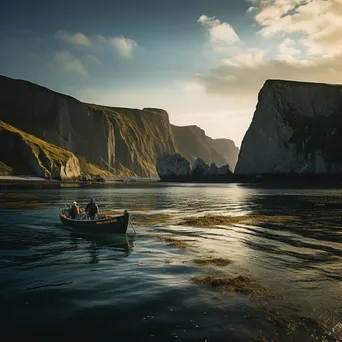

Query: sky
<box><xmin>1</xmin><ymin>0</ymin><xmax>342</xmax><ymax>147</ymax></box>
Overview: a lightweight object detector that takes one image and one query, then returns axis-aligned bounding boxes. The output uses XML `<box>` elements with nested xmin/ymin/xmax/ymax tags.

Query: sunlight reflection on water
<box><xmin>0</xmin><ymin>183</ymin><xmax>341</xmax><ymax>341</ymax></box>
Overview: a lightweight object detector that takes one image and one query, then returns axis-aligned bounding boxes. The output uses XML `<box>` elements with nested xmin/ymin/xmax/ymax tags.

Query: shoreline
<box><xmin>2</xmin><ymin>174</ymin><xmax>342</xmax><ymax>189</ymax></box>
<box><xmin>0</xmin><ymin>175</ymin><xmax>160</xmax><ymax>187</ymax></box>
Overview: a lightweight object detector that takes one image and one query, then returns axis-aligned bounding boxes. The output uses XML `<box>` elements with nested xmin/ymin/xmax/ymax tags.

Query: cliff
<box><xmin>235</xmin><ymin>79</ymin><xmax>342</xmax><ymax>175</ymax></box>
<box><xmin>0</xmin><ymin>120</ymin><xmax>80</xmax><ymax>180</ymax></box>
<box><xmin>0</xmin><ymin>75</ymin><xmax>176</xmax><ymax>177</ymax></box>
<box><xmin>171</xmin><ymin>125</ymin><xmax>239</xmax><ymax>171</ymax></box>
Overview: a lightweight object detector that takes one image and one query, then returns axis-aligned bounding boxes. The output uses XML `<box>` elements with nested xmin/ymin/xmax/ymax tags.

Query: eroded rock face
<box><xmin>236</xmin><ymin>79</ymin><xmax>342</xmax><ymax>175</ymax></box>
<box><xmin>156</xmin><ymin>153</ymin><xmax>191</xmax><ymax>181</ymax></box>
<box><xmin>0</xmin><ymin>76</ymin><xmax>177</xmax><ymax>177</ymax></box>
<box><xmin>0</xmin><ymin>120</ymin><xmax>80</xmax><ymax>180</ymax></box>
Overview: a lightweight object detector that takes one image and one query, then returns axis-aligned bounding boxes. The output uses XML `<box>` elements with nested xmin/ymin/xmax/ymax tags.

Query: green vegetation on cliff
<box><xmin>85</xmin><ymin>104</ymin><xmax>176</xmax><ymax>176</ymax></box>
<box><xmin>0</xmin><ymin>75</ymin><xmax>177</xmax><ymax>177</ymax></box>
<box><xmin>0</xmin><ymin>161</ymin><xmax>13</xmax><ymax>175</ymax></box>
<box><xmin>0</xmin><ymin>120</ymin><xmax>80</xmax><ymax>179</ymax></box>
<box><xmin>0</xmin><ymin>75</ymin><xmax>238</xmax><ymax>178</ymax></box>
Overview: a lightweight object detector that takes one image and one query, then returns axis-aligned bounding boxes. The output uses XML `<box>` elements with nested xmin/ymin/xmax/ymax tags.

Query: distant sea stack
<box><xmin>156</xmin><ymin>153</ymin><xmax>233</xmax><ymax>182</ymax></box>
<box><xmin>171</xmin><ymin>124</ymin><xmax>239</xmax><ymax>171</ymax></box>
<box><xmin>235</xmin><ymin>79</ymin><xmax>342</xmax><ymax>175</ymax></box>
<box><xmin>156</xmin><ymin>153</ymin><xmax>191</xmax><ymax>181</ymax></box>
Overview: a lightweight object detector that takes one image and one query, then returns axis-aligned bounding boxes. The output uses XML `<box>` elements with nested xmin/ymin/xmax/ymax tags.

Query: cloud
<box><xmin>249</xmin><ymin>0</ymin><xmax>342</xmax><ymax>56</ymax></box>
<box><xmin>55</xmin><ymin>31</ymin><xmax>138</xmax><ymax>58</ymax></box>
<box><xmin>55</xmin><ymin>31</ymin><xmax>91</xmax><ymax>46</ymax></box>
<box><xmin>278</xmin><ymin>38</ymin><xmax>301</xmax><ymax>57</ymax></box>
<box><xmin>54</xmin><ymin>50</ymin><xmax>88</xmax><ymax>75</ymax></box>
<box><xmin>198</xmin><ymin>15</ymin><xmax>240</xmax><ymax>43</ymax></box>
<box><xmin>106</xmin><ymin>36</ymin><xmax>138</xmax><ymax>58</ymax></box>
<box><xmin>193</xmin><ymin>1</ymin><xmax>342</xmax><ymax>100</ymax></box>
<box><xmin>196</xmin><ymin>53</ymin><xmax>342</xmax><ymax>99</ymax></box>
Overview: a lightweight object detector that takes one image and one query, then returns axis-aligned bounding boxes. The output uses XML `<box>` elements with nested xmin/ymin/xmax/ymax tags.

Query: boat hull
<box><xmin>60</xmin><ymin>212</ymin><xmax>129</xmax><ymax>234</ymax></box>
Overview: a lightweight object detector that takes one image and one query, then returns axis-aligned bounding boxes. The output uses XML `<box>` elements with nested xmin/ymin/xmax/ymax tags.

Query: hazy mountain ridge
<box><xmin>171</xmin><ymin>124</ymin><xmax>239</xmax><ymax>171</ymax></box>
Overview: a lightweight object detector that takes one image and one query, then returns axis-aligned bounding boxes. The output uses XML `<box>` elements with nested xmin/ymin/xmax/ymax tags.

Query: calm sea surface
<box><xmin>0</xmin><ymin>183</ymin><xmax>341</xmax><ymax>341</ymax></box>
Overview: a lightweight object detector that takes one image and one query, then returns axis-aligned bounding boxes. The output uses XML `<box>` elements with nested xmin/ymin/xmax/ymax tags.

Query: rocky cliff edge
<box><xmin>235</xmin><ymin>79</ymin><xmax>342</xmax><ymax>175</ymax></box>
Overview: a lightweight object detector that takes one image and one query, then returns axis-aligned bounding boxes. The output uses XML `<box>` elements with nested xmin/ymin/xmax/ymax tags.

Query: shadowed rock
<box><xmin>191</xmin><ymin>158</ymin><xmax>233</xmax><ymax>182</ymax></box>
<box><xmin>236</xmin><ymin>79</ymin><xmax>342</xmax><ymax>175</ymax></box>
<box><xmin>156</xmin><ymin>153</ymin><xmax>191</xmax><ymax>181</ymax></box>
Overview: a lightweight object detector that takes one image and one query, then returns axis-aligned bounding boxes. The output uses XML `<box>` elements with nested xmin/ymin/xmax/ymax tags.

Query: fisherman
<box><xmin>85</xmin><ymin>198</ymin><xmax>99</xmax><ymax>220</ymax></box>
<box><xmin>70</xmin><ymin>201</ymin><xmax>80</xmax><ymax>219</ymax></box>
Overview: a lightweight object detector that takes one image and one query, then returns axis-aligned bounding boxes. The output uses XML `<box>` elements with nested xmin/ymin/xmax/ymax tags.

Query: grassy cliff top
<box><xmin>0</xmin><ymin>120</ymin><xmax>74</xmax><ymax>164</ymax></box>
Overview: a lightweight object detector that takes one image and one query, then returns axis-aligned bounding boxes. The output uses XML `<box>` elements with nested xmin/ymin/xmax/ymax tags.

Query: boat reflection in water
<box><xmin>69</xmin><ymin>231</ymin><xmax>135</xmax><ymax>263</ymax></box>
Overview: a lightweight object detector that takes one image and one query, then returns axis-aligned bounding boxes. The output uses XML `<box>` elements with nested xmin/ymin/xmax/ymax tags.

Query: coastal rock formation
<box><xmin>0</xmin><ymin>75</ymin><xmax>176</xmax><ymax>177</ymax></box>
<box><xmin>171</xmin><ymin>125</ymin><xmax>239</xmax><ymax>171</ymax></box>
<box><xmin>156</xmin><ymin>153</ymin><xmax>191</xmax><ymax>181</ymax></box>
<box><xmin>0</xmin><ymin>120</ymin><xmax>80</xmax><ymax>180</ymax></box>
<box><xmin>191</xmin><ymin>158</ymin><xmax>233</xmax><ymax>181</ymax></box>
<box><xmin>191</xmin><ymin>158</ymin><xmax>209</xmax><ymax>179</ymax></box>
<box><xmin>235</xmin><ymin>79</ymin><xmax>342</xmax><ymax>175</ymax></box>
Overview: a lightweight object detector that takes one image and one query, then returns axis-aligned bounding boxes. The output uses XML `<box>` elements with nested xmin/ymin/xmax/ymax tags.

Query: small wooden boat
<box><xmin>60</xmin><ymin>210</ymin><xmax>129</xmax><ymax>234</ymax></box>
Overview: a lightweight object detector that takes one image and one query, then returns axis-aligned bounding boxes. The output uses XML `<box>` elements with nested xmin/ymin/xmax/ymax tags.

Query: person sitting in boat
<box><xmin>85</xmin><ymin>198</ymin><xmax>99</xmax><ymax>220</ymax></box>
<box><xmin>70</xmin><ymin>201</ymin><xmax>80</xmax><ymax>219</ymax></box>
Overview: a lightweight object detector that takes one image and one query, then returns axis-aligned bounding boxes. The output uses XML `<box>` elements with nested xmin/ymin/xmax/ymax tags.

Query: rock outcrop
<box><xmin>156</xmin><ymin>153</ymin><xmax>191</xmax><ymax>181</ymax></box>
<box><xmin>171</xmin><ymin>124</ymin><xmax>239</xmax><ymax>171</ymax></box>
<box><xmin>235</xmin><ymin>79</ymin><xmax>342</xmax><ymax>175</ymax></box>
<box><xmin>0</xmin><ymin>75</ymin><xmax>176</xmax><ymax>177</ymax></box>
<box><xmin>191</xmin><ymin>158</ymin><xmax>209</xmax><ymax>180</ymax></box>
<box><xmin>191</xmin><ymin>158</ymin><xmax>233</xmax><ymax>181</ymax></box>
<box><xmin>0</xmin><ymin>120</ymin><xmax>80</xmax><ymax>180</ymax></box>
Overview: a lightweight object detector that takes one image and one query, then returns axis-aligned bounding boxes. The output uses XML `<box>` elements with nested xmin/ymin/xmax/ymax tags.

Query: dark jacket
<box><xmin>70</xmin><ymin>204</ymin><xmax>80</xmax><ymax>219</ymax></box>
<box><xmin>85</xmin><ymin>202</ymin><xmax>98</xmax><ymax>216</ymax></box>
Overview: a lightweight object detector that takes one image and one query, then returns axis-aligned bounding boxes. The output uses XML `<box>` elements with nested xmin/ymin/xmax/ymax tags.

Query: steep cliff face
<box><xmin>0</xmin><ymin>76</ymin><xmax>176</xmax><ymax>177</ymax></box>
<box><xmin>171</xmin><ymin>124</ymin><xmax>239</xmax><ymax>170</ymax></box>
<box><xmin>235</xmin><ymin>79</ymin><xmax>342</xmax><ymax>175</ymax></box>
<box><xmin>0</xmin><ymin>120</ymin><xmax>80</xmax><ymax>180</ymax></box>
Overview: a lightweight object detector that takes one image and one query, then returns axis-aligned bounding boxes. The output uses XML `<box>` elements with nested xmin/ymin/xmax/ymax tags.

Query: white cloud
<box><xmin>55</xmin><ymin>50</ymin><xmax>88</xmax><ymax>75</ymax></box>
<box><xmin>198</xmin><ymin>15</ymin><xmax>240</xmax><ymax>43</ymax></box>
<box><xmin>249</xmin><ymin>0</ymin><xmax>342</xmax><ymax>57</ymax></box>
<box><xmin>194</xmin><ymin>0</ymin><xmax>342</xmax><ymax>101</ymax></box>
<box><xmin>55</xmin><ymin>31</ymin><xmax>91</xmax><ymax>46</ymax></box>
<box><xmin>278</xmin><ymin>38</ymin><xmax>301</xmax><ymax>57</ymax></box>
<box><xmin>55</xmin><ymin>31</ymin><xmax>138</xmax><ymax>58</ymax></box>
<box><xmin>198</xmin><ymin>53</ymin><xmax>342</xmax><ymax>100</ymax></box>
<box><xmin>108</xmin><ymin>36</ymin><xmax>137</xmax><ymax>58</ymax></box>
